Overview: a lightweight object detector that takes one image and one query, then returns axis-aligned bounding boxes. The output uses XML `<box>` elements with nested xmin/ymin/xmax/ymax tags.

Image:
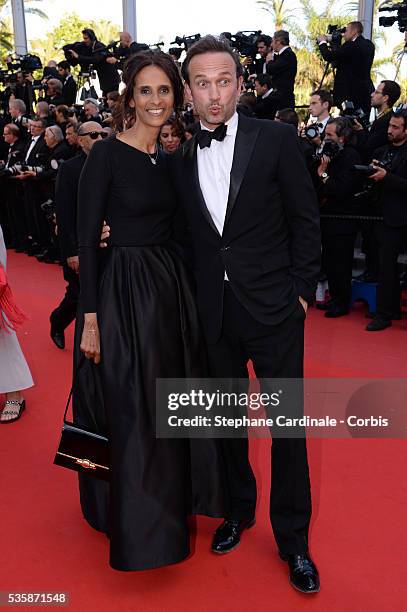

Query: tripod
<box><xmin>77</xmin><ymin>66</ymin><xmax>99</xmax><ymax>102</ymax></box>
<box><xmin>394</xmin><ymin>44</ymin><xmax>407</xmax><ymax>80</ymax></box>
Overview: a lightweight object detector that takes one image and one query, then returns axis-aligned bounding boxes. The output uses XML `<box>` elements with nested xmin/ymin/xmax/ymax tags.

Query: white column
<box><xmin>122</xmin><ymin>0</ymin><xmax>137</xmax><ymax>40</ymax></box>
<box><xmin>11</xmin><ymin>0</ymin><xmax>28</xmax><ymax>54</ymax></box>
<box><xmin>358</xmin><ymin>0</ymin><xmax>375</xmax><ymax>41</ymax></box>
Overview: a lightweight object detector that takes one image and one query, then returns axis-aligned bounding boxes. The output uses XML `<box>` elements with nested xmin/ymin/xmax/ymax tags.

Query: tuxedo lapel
<box><xmin>224</xmin><ymin>114</ymin><xmax>260</xmax><ymax>227</ymax></box>
<box><xmin>183</xmin><ymin>136</ymin><xmax>221</xmax><ymax>236</ymax></box>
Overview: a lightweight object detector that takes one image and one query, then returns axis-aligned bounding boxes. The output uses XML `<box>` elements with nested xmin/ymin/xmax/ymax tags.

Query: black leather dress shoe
<box><xmin>279</xmin><ymin>552</ymin><xmax>320</xmax><ymax>594</ymax></box>
<box><xmin>366</xmin><ymin>317</ymin><xmax>392</xmax><ymax>331</ymax></box>
<box><xmin>50</xmin><ymin>327</ymin><xmax>65</xmax><ymax>349</ymax></box>
<box><xmin>324</xmin><ymin>306</ymin><xmax>349</xmax><ymax>318</ymax></box>
<box><xmin>211</xmin><ymin>518</ymin><xmax>255</xmax><ymax>554</ymax></box>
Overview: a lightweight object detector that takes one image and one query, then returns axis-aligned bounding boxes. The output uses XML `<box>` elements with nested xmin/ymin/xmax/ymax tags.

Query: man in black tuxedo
<box><xmin>57</xmin><ymin>61</ymin><xmax>78</xmax><ymax>107</ymax></box>
<box><xmin>106</xmin><ymin>31</ymin><xmax>149</xmax><ymax>71</ymax></box>
<box><xmin>318</xmin><ymin>21</ymin><xmax>375</xmax><ymax>115</ymax></box>
<box><xmin>50</xmin><ymin>121</ymin><xmax>104</xmax><ymax>349</ymax></box>
<box><xmin>265</xmin><ymin>30</ymin><xmax>297</xmax><ymax>110</ymax></box>
<box><xmin>8</xmin><ymin>99</ymin><xmax>30</xmax><ymax>142</ymax></box>
<box><xmin>254</xmin><ymin>74</ymin><xmax>276</xmax><ymax>120</ymax></box>
<box><xmin>366</xmin><ymin>111</ymin><xmax>407</xmax><ymax>331</ymax></box>
<box><xmin>0</xmin><ymin>124</ymin><xmax>27</xmax><ymax>247</ymax></box>
<box><xmin>173</xmin><ymin>35</ymin><xmax>321</xmax><ymax>593</ymax></box>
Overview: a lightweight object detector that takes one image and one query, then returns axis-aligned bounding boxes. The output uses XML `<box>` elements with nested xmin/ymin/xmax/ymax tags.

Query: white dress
<box><xmin>0</xmin><ymin>226</ymin><xmax>34</xmax><ymax>394</ymax></box>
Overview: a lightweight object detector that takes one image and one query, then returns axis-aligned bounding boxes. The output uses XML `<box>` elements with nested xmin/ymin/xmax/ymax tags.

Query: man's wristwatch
<box><xmin>321</xmin><ymin>172</ymin><xmax>329</xmax><ymax>182</ymax></box>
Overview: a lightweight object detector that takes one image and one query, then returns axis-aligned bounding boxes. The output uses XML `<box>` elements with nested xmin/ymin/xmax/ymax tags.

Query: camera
<box><xmin>353</xmin><ymin>155</ymin><xmax>394</xmax><ymax>199</ymax></box>
<box><xmin>304</xmin><ymin>124</ymin><xmax>323</xmax><ymax>140</ymax></box>
<box><xmin>314</xmin><ymin>140</ymin><xmax>342</xmax><ymax>161</ymax></box>
<box><xmin>379</xmin><ymin>1</ymin><xmax>407</xmax><ymax>32</ymax></box>
<box><xmin>325</xmin><ymin>24</ymin><xmax>346</xmax><ymax>44</ymax></box>
<box><xmin>340</xmin><ymin>100</ymin><xmax>369</xmax><ymax>129</ymax></box>
<box><xmin>221</xmin><ymin>31</ymin><xmax>262</xmax><ymax>60</ymax></box>
<box><xmin>170</xmin><ymin>34</ymin><xmax>201</xmax><ymax>52</ymax></box>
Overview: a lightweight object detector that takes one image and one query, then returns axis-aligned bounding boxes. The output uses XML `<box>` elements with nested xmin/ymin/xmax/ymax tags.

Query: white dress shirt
<box><xmin>197</xmin><ymin>111</ymin><xmax>238</xmax><ymax>236</ymax></box>
<box><xmin>25</xmin><ymin>135</ymin><xmax>40</xmax><ymax>162</ymax></box>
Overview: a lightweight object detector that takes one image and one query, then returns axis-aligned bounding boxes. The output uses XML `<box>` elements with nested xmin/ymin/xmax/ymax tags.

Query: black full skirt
<box><xmin>73</xmin><ymin>245</ymin><xmax>226</xmax><ymax>571</ymax></box>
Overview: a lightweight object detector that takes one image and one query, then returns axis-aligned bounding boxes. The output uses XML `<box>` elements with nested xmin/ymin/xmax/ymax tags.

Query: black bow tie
<box><xmin>197</xmin><ymin>123</ymin><xmax>227</xmax><ymax>149</ymax></box>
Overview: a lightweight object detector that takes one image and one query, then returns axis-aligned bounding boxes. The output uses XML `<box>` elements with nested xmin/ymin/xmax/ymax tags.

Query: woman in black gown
<box><xmin>75</xmin><ymin>51</ymin><xmax>224</xmax><ymax>571</ymax></box>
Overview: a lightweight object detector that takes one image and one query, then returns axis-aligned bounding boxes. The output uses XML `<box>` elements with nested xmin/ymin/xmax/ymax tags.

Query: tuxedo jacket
<box><xmin>56</xmin><ymin>152</ymin><xmax>86</xmax><ymax>259</ymax></box>
<box><xmin>254</xmin><ymin>93</ymin><xmax>277</xmax><ymax>120</ymax></box>
<box><xmin>5</xmin><ymin>139</ymin><xmax>26</xmax><ymax>166</ymax></box>
<box><xmin>170</xmin><ymin>114</ymin><xmax>321</xmax><ymax>343</ymax></box>
<box><xmin>319</xmin><ymin>36</ymin><xmax>375</xmax><ymax>113</ymax></box>
<box><xmin>356</xmin><ymin>112</ymin><xmax>392</xmax><ymax>163</ymax></box>
<box><xmin>62</xmin><ymin>76</ymin><xmax>78</xmax><ymax>107</ymax></box>
<box><xmin>24</xmin><ymin>135</ymin><xmax>51</xmax><ymax>166</ymax></box>
<box><xmin>265</xmin><ymin>47</ymin><xmax>297</xmax><ymax>108</ymax></box>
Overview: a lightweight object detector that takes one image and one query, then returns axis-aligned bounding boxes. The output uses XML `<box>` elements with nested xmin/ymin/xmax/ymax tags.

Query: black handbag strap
<box><xmin>63</xmin><ymin>355</ymin><xmax>87</xmax><ymax>424</ymax></box>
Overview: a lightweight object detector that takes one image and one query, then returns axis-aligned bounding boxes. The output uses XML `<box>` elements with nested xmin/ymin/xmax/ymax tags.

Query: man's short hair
<box><xmin>327</xmin><ymin>116</ymin><xmax>354</xmax><ymax>142</ymax></box>
<box><xmin>36</xmin><ymin>100</ymin><xmax>50</xmax><ymax>115</ymax></box>
<box><xmin>273</xmin><ymin>30</ymin><xmax>290</xmax><ymax>46</ymax></box>
<box><xmin>9</xmin><ymin>98</ymin><xmax>26</xmax><ymax>114</ymax></box>
<box><xmin>4</xmin><ymin>123</ymin><xmax>20</xmax><ymax>137</ymax></box>
<box><xmin>257</xmin><ymin>34</ymin><xmax>272</xmax><ymax>48</ymax></box>
<box><xmin>275</xmin><ymin>108</ymin><xmax>299</xmax><ymax>129</ymax></box>
<box><xmin>380</xmin><ymin>80</ymin><xmax>401</xmax><ymax>108</ymax></box>
<box><xmin>57</xmin><ymin>60</ymin><xmax>71</xmax><ymax>71</ymax></box>
<box><xmin>182</xmin><ymin>35</ymin><xmax>243</xmax><ymax>85</ymax></box>
<box><xmin>66</xmin><ymin>122</ymin><xmax>79</xmax><ymax>134</ymax></box>
<box><xmin>255</xmin><ymin>74</ymin><xmax>273</xmax><ymax>90</ymax></box>
<box><xmin>311</xmin><ymin>89</ymin><xmax>333</xmax><ymax>111</ymax></box>
<box><xmin>348</xmin><ymin>21</ymin><xmax>364</xmax><ymax>35</ymax></box>
<box><xmin>31</xmin><ymin>116</ymin><xmax>47</xmax><ymax>129</ymax></box>
<box><xmin>392</xmin><ymin>109</ymin><xmax>407</xmax><ymax>130</ymax></box>
<box><xmin>46</xmin><ymin>124</ymin><xmax>64</xmax><ymax>143</ymax></box>
<box><xmin>48</xmin><ymin>78</ymin><xmax>63</xmax><ymax>94</ymax></box>
<box><xmin>84</xmin><ymin>98</ymin><xmax>99</xmax><ymax>110</ymax></box>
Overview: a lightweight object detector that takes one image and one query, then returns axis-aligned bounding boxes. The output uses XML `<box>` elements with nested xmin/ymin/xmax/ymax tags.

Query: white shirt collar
<box><xmin>199</xmin><ymin>111</ymin><xmax>239</xmax><ymax>137</ymax></box>
<box><xmin>262</xmin><ymin>88</ymin><xmax>273</xmax><ymax>100</ymax></box>
<box><xmin>277</xmin><ymin>46</ymin><xmax>289</xmax><ymax>55</ymax></box>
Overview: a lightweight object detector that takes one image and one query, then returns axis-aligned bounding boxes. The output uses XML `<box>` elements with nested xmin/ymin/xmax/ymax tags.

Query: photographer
<box><xmin>316</xmin><ymin>117</ymin><xmax>362</xmax><ymax>317</ymax></box>
<box><xmin>0</xmin><ymin>124</ymin><xmax>26</xmax><ymax>248</ymax></box>
<box><xmin>254</xmin><ymin>74</ymin><xmax>275</xmax><ymax>119</ymax></box>
<box><xmin>8</xmin><ymin>99</ymin><xmax>29</xmax><ymax>142</ymax></box>
<box><xmin>106</xmin><ymin>32</ymin><xmax>149</xmax><ymax>71</ymax></box>
<box><xmin>265</xmin><ymin>30</ymin><xmax>297</xmax><ymax>111</ymax></box>
<box><xmin>301</xmin><ymin>90</ymin><xmax>333</xmax><ymax>163</ymax></box>
<box><xmin>11</xmin><ymin>71</ymin><xmax>36</xmax><ymax>116</ymax></box>
<box><xmin>57</xmin><ymin>61</ymin><xmax>78</xmax><ymax>107</ymax></box>
<box><xmin>365</xmin><ymin>110</ymin><xmax>407</xmax><ymax>331</ymax></box>
<box><xmin>65</xmin><ymin>123</ymin><xmax>81</xmax><ymax>154</ymax></box>
<box><xmin>83</xmin><ymin>98</ymin><xmax>103</xmax><ymax>123</ymax></box>
<box><xmin>244</xmin><ymin>34</ymin><xmax>273</xmax><ymax>76</ymax></box>
<box><xmin>318</xmin><ymin>21</ymin><xmax>375</xmax><ymax>114</ymax></box>
<box><xmin>354</xmin><ymin>80</ymin><xmax>401</xmax><ymax>162</ymax></box>
<box><xmin>50</xmin><ymin>121</ymin><xmax>104</xmax><ymax>349</ymax></box>
<box><xmin>44</xmin><ymin>78</ymin><xmax>65</xmax><ymax>107</ymax></box>
<box><xmin>64</xmin><ymin>28</ymin><xmax>120</xmax><ymax>96</ymax></box>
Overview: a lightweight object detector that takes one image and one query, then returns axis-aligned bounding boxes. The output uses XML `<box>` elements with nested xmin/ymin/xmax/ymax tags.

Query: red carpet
<box><xmin>1</xmin><ymin>251</ymin><xmax>406</xmax><ymax>611</ymax></box>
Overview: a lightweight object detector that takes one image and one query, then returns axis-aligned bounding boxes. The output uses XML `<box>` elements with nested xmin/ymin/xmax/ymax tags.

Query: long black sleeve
<box><xmin>78</xmin><ymin>141</ymin><xmax>112</xmax><ymax>312</ymax></box>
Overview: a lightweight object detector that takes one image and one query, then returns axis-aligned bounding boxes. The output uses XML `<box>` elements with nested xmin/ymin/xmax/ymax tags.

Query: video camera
<box><xmin>325</xmin><ymin>24</ymin><xmax>346</xmax><ymax>45</ymax></box>
<box><xmin>170</xmin><ymin>34</ymin><xmax>201</xmax><ymax>52</ymax></box>
<box><xmin>353</xmin><ymin>152</ymin><xmax>395</xmax><ymax>200</ymax></box>
<box><xmin>379</xmin><ymin>1</ymin><xmax>407</xmax><ymax>32</ymax></box>
<box><xmin>221</xmin><ymin>31</ymin><xmax>262</xmax><ymax>60</ymax></box>
<box><xmin>314</xmin><ymin>140</ymin><xmax>342</xmax><ymax>162</ymax></box>
<box><xmin>0</xmin><ymin>53</ymin><xmax>42</xmax><ymax>85</ymax></box>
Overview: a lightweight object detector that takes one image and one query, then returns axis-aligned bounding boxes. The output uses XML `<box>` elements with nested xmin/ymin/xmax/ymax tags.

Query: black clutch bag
<box><xmin>54</xmin><ymin>358</ymin><xmax>110</xmax><ymax>481</ymax></box>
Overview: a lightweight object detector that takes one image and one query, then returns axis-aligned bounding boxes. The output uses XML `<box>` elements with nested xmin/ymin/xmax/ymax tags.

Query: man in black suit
<box><xmin>8</xmin><ymin>99</ymin><xmax>30</xmax><ymax>142</ymax></box>
<box><xmin>265</xmin><ymin>30</ymin><xmax>297</xmax><ymax>110</ymax></box>
<box><xmin>44</xmin><ymin>78</ymin><xmax>65</xmax><ymax>107</ymax></box>
<box><xmin>366</xmin><ymin>111</ymin><xmax>407</xmax><ymax>331</ymax></box>
<box><xmin>105</xmin><ymin>31</ymin><xmax>149</xmax><ymax>71</ymax></box>
<box><xmin>318</xmin><ymin>21</ymin><xmax>375</xmax><ymax>115</ymax></box>
<box><xmin>254</xmin><ymin>74</ymin><xmax>276</xmax><ymax>119</ymax></box>
<box><xmin>174</xmin><ymin>35</ymin><xmax>321</xmax><ymax>593</ymax></box>
<box><xmin>57</xmin><ymin>61</ymin><xmax>78</xmax><ymax>107</ymax></box>
<box><xmin>0</xmin><ymin>123</ymin><xmax>27</xmax><ymax>247</ymax></box>
<box><xmin>65</xmin><ymin>28</ymin><xmax>120</xmax><ymax>96</ymax></box>
<box><xmin>50</xmin><ymin>121</ymin><xmax>104</xmax><ymax>349</ymax></box>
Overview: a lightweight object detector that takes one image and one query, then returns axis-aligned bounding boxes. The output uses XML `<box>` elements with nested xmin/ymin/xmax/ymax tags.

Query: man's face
<box><xmin>47</xmin><ymin>82</ymin><xmax>56</xmax><ymax>96</ymax></box>
<box><xmin>324</xmin><ymin>123</ymin><xmax>341</xmax><ymax>144</ymax></box>
<box><xmin>3</xmin><ymin>128</ymin><xmax>16</xmax><ymax>144</ymax></box>
<box><xmin>78</xmin><ymin>126</ymin><xmax>103</xmax><ymax>154</ymax></box>
<box><xmin>371</xmin><ymin>82</ymin><xmax>387</xmax><ymax>109</ymax></box>
<box><xmin>120</xmin><ymin>33</ymin><xmax>131</xmax><ymax>47</ymax></box>
<box><xmin>309</xmin><ymin>95</ymin><xmax>328</xmax><ymax>118</ymax></box>
<box><xmin>344</xmin><ymin>24</ymin><xmax>356</xmax><ymax>42</ymax></box>
<box><xmin>29</xmin><ymin>121</ymin><xmax>45</xmax><ymax>138</ymax></box>
<box><xmin>58</xmin><ymin>67</ymin><xmax>68</xmax><ymax>79</ymax></box>
<box><xmin>186</xmin><ymin>52</ymin><xmax>242</xmax><ymax>129</ymax></box>
<box><xmin>257</xmin><ymin>42</ymin><xmax>270</xmax><ymax>59</ymax></box>
<box><xmin>254</xmin><ymin>80</ymin><xmax>266</xmax><ymax>97</ymax></box>
<box><xmin>388</xmin><ymin>117</ymin><xmax>407</xmax><ymax>145</ymax></box>
<box><xmin>44</xmin><ymin>128</ymin><xmax>56</xmax><ymax>148</ymax></box>
<box><xmin>65</xmin><ymin>127</ymin><xmax>78</xmax><ymax>146</ymax></box>
<box><xmin>83</xmin><ymin>34</ymin><xmax>92</xmax><ymax>46</ymax></box>
<box><xmin>9</xmin><ymin>104</ymin><xmax>20</xmax><ymax>119</ymax></box>
<box><xmin>16</xmin><ymin>73</ymin><xmax>24</xmax><ymax>85</ymax></box>
<box><xmin>84</xmin><ymin>103</ymin><xmax>97</xmax><ymax>119</ymax></box>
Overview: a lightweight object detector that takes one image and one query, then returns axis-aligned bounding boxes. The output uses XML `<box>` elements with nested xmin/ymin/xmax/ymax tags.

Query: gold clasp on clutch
<box><xmin>75</xmin><ymin>458</ymin><xmax>97</xmax><ymax>470</ymax></box>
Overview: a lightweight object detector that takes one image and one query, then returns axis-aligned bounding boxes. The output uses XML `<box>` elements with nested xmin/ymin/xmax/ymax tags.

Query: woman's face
<box><xmin>131</xmin><ymin>65</ymin><xmax>174</xmax><ymax>129</ymax></box>
<box><xmin>160</xmin><ymin>125</ymin><xmax>181</xmax><ymax>153</ymax></box>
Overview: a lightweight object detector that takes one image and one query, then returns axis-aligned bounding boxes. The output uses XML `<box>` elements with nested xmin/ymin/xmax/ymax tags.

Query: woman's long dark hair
<box><xmin>114</xmin><ymin>50</ymin><xmax>184</xmax><ymax>131</ymax></box>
